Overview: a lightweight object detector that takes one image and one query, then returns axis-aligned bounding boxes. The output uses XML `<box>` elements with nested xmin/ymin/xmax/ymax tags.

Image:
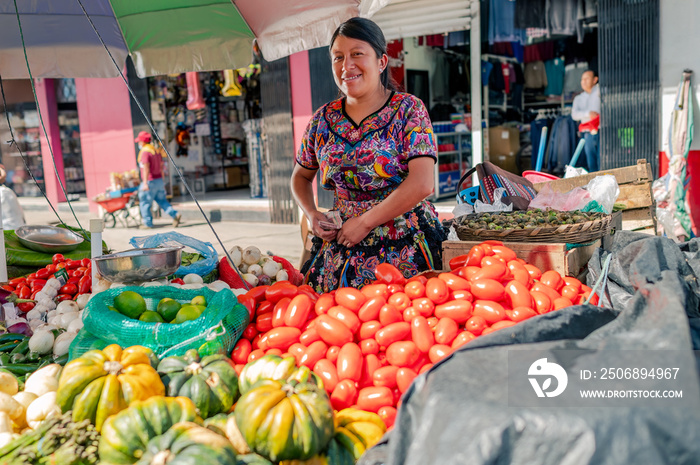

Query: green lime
<box><xmin>173</xmin><ymin>304</ymin><xmax>204</xmax><ymax>324</ymax></box>
<box><xmin>139</xmin><ymin>311</ymin><xmax>165</xmax><ymax>323</ymax></box>
<box><xmin>157</xmin><ymin>298</ymin><xmax>182</xmax><ymax>322</ymax></box>
<box><xmin>107</xmin><ymin>305</ymin><xmax>119</xmax><ymax>312</ymax></box>
<box><xmin>113</xmin><ymin>290</ymin><xmax>147</xmax><ymax>319</ymax></box>
<box><xmin>190</xmin><ymin>295</ymin><xmax>207</xmax><ymax>307</ymax></box>
<box><xmin>194</xmin><ymin>304</ymin><xmax>206</xmax><ymax>314</ymax></box>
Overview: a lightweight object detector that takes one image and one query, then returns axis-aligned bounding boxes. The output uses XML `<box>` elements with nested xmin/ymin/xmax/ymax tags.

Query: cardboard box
<box><xmin>532</xmin><ymin>159</ymin><xmax>655</xmax><ymax>233</ymax></box>
<box><xmin>488</xmin><ymin>126</ymin><xmax>520</xmax><ymax>157</ymax></box>
<box><xmin>225</xmin><ymin>167</ymin><xmax>242</xmax><ymax>187</ymax></box>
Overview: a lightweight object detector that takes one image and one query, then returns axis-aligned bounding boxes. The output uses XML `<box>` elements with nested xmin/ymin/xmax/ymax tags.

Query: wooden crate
<box><xmin>442</xmin><ymin>213</ymin><xmax>621</xmax><ymax>278</ymax></box>
<box><xmin>532</xmin><ymin>159</ymin><xmax>656</xmax><ymax>233</ymax></box>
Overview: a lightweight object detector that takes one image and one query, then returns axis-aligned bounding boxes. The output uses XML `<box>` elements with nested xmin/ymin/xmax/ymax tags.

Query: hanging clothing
<box><xmin>547</xmin><ymin>0</ymin><xmax>584</xmax><ymax>41</ymax></box>
<box><xmin>489</xmin><ymin>0</ymin><xmax>527</xmax><ymax>44</ymax></box>
<box><xmin>544</xmin><ymin>58</ymin><xmax>566</xmax><ymax>96</ymax></box>
<box><xmin>546</xmin><ymin>115</ymin><xmax>578</xmax><ymax>174</ymax></box>
<box><xmin>502</xmin><ymin>63</ymin><xmax>512</xmax><ymax>94</ymax></box>
<box><xmin>524</xmin><ymin>61</ymin><xmax>548</xmax><ymax>89</ymax></box>
<box><xmin>515</xmin><ymin>0</ymin><xmax>547</xmax><ymax>29</ymax></box>
<box><xmin>563</xmin><ymin>61</ymin><xmax>589</xmax><ymax>97</ymax></box>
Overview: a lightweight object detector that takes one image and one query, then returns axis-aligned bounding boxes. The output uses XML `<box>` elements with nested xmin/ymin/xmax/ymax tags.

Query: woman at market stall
<box><xmin>291</xmin><ymin>17</ymin><xmax>446</xmax><ymax>293</ymax></box>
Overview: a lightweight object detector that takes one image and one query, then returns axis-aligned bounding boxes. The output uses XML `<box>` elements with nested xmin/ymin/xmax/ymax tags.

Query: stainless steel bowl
<box><xmin>93</xmin><ymin>246</ymin><xmax>184</xmax><ymax>283</ymax></box>
<box><xmin>16</xmin><ymin>225</ymin><xmax>85</xmax><ymax>253</ymax></box>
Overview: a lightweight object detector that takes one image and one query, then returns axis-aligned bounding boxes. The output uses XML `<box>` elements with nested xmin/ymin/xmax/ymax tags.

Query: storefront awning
<box><xmin>369</xmin><ymin>0</ymin><xmax>473</xmax><ymax>41</ymax></box>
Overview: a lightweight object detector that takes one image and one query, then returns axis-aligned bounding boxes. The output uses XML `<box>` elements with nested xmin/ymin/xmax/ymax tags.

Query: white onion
<box><xmin>228</xmin><ymin>246</ymin><xmax>243</xmax><ymax>267</ymax></box>
<box><xmin>67</xmin><ymin>318</ymin><xmax>83</xmax><ymax>333</ymax></box>
<box><xmin>28</xmin><ymin>330</ymin><xmax>54</xmax><ymax>355</ymax></box>
<box><xmin>242</xmin><ymin>246</ymin><xmax>262</xmax><ymax>265</ymax></box>
<box><xmin>262</xmin><ymin>260</ymin><xmax>282</xmax><ymax>278</ymax></box>
<box><xmin>75</xmin><ymin>294</ymin><xmax>91</xmax><ymax>310</ymax></box>
<box><xmin>26</xmin><ymin>309</ymin><xmax>42</xmax><ymax>321</ymax></box>
<box><xmin>208</xmin><ymin>280</ymin><xmax>230</xmax><ymax>291</ymax></box>
<box><xmin>183</xmin><ymin>274</ymin><xmax>204</xmax><ymax>284</ymax></box>
<box><xmin>247</xmin><ymin>264</ymin><xmax>262</xmax><ymax>277</ymax></box>
<box><xmin>28</xmin><ymin>319</ymin><xmax>43</xmax><ymax>330</ymax></box>
<box><xmin>180</xmin><ymin>283</ymin><xmax>204</xmax><ymax>290</ymax></box>
<box><xmin>242</xmin><ymin>273</ymin><xmax>259</xmax><ymax>287</ymax></box>
<box><xmin>276</xmin><ymin>269</ymin><xmax>289</xmax><ymax>282</ymax></box>
<box><xmin>57</xmin><ymin>312</ymin><xmax>79</xmax><ymax>329</ymax></box>
<box><xmin>56</xmin><ymin>300</ymin><xmax>79</xmax><ymax>315</ymax></box>
<box><xmin>53</xmin><ymin>332</ymin><xmax>76</xmax><ymax>358</ymax></box>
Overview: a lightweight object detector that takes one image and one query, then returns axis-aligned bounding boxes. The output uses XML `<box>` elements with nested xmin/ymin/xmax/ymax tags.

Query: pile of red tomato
<box><xmin>231</xmin><ymin>241</ymin><xmax>598</xmax><ymax>429</ymax></box>
<box><xmin>1</xmin><ymin>253</ymin><xmax>92</xmax><ymax>312</ymax></box>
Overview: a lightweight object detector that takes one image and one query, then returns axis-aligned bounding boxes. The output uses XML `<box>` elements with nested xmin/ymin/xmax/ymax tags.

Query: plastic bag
<box><xmin>0</xmin><ymin>185</ymin><xmax>25</xmax><ymax>230</ymax></box>
<box><xmin>473</xmin><ymin>188</ymin><xmax>513</xmax><ymax>213</ymax></box>
<box><xmin>130</xmin><ymin>231</ymin><xmax>217</xmax><ymax>277</ymax></box>
<box><xmin>74</xmin><ymin>286</ymin><xmax>248</xmax><ymax>360</ymax></box>
<box><xmin>529</xmin><ymin>183</ymin><xmax>592</xmax><ymax>211</ymax></box>
<box><xmin>564</xmin><ymin>165</ymin><xmax>588</xmax><ymax>178</ymax></box>
<box><xmin>584</xmin><ymin>175</ymin><xmax>619</xmax><ymax>214</ymax></box>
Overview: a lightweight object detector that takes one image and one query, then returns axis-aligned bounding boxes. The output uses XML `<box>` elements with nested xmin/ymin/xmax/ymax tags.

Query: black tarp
<box><xmin>360</xmin><ymin>232</ymin><xmax>700</xmax><ymax>465</ymax></box>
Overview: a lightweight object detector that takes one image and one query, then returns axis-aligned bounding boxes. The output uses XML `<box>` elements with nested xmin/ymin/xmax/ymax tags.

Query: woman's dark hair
<box><xmin>330</xmin><ymin>17</ymin><xmax>398</xmax><ymax>91</ymax></box>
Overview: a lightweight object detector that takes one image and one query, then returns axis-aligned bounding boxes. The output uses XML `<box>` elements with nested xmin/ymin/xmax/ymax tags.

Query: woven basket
<box><xmin>454</xmin><ymin>214</ymin><xmax>612</xmax><ymax>244</ymax></box>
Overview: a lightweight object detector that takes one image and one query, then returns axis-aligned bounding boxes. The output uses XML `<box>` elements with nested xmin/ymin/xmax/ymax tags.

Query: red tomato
<box><xmin>505</xmin><ymin>280</ymin><xmax>534</xmax><ymax>309</ymax></box>
<box><xmin>327</xmin><ymin>306</ymin><xmax>361</xmax><ymax>335</ymax></box>
<box><xmin>35</xmin><ymin>268</ymin><xmax>50</xmax><ymax>279</ymax></box>
<box><xmin>356</xmin><ymin>386</ymin><xmax>393</xmax><ymax>413</ymax></box>
<box><xmin>69</xmin><ymin>269</ymin><xmax>83</xmax><ymax>278</ymax></box>
<box><xmin>396</xmin><ymin>368</ymin><xmax>418</xmax><ymax>393</ymax></box>
<box><xmin>245</xmin><ymin>286</ymin><xmax>270</xmax><ymax>305</ymax></box>
<box><xmin>561</xmin><ymin>285</ymin><xmax>580</xmax><ymax>301</ymax></box>
<box><xmin>55</xmin><ymin>263</ymin><xmax>66</xmax><ymax>270</ymax></box>
<box><xmin>52</xmin><ymin>253</ymin><xmax>65</xmax><ymax>265</ymax></box>
<box><xmin>530</xmin><ymin>291</ymin><xmax>553</xmax><ymax>314</ymax></box>
<box><xmin>419</xmin><ymin>364</ymin><xmax>433</xmax><ymax>375</ymax></box>
<box><xmin>448</xmin><ymin>254</ymin><xmax>469</xmax><ymax>270</ymax></box>
<box><xmin>425</xmin><ymin>278</ymin><xmax>449</xmax><ymax>304</ymax></box>
<box><xmin>480</xmin><ymin>243</ymin><xmax>494</xmax><ymax>255</ymax></box>
<box><xmin>8</xmin><ymin>277</ymin><xmax>26</xmax><ymax>287</ymax></box>
<box><xmin>386</xmin><ymin>284</ymin><xmax>405</xmax><ymax>295</ymax></box>
<box><xmin>375</xmin><ymin>322</ymin><xmax>411</xmax><ymax>347</ymax></box>
<box><xmin>81</xmin><ymin>258</ymin><xmax>91</xmax><ymax>268</ymax></box>
<box><xmin>434</xmin><ymin>300</ymin><xmax>472</xmax><ymax>324</ymax></box>
<box><xmin>407</xmin><ymin>274</ymin><xmax>428</xmax><ymax>285</ymax></box>
<box><xmin>428</xmin><ymin>344</ymin><xmax>452</xmax><ymax>364</ymax></box>
<box><xmin>331</xmin><ymin>379</ymin><xmax>358</xmax><ymax>411</ymax></box>
<box><xmin>386</xmin><ymin>341</ymin><xmax>420</xmax><ymax>367</ymax></box>
<box><xmin>359</xmin><ymin>320</ymin><xmax>382</xmax><ymax>340</ymax></box>
<box><xmin>372</xmin><ymin>365</ymin><xmax>399</xmax><ymax>388</ymax></box>
<box><xmin>359</xmin><ymin>354</ymin><xmax>382</xmax><ymax>388</ymax></box>
<box><xmin>471</xmin><ymin>279</ymin><xmax>506</xmax><ymax>302</ymax></box>
<box><xmin>506</xmin><ymin>306</ymin><xmax>537</xmax><ymax>322</ymax></box>
<box><xmin>358</xmin><ymin>296</ymin><xmax>386</xmax><ymax>322</ymax></box>
<box><xmin>472</xmin><ymin>263</ymin><xmax>508</xmax><ymax>282</ymax></box>
<box><xmin>17</xmin><ymin>286</ymin><xmax>31</xmax><ymax>300</ymax></box>
<box><xmin>326</xmin><ymin>345</ymin><xmax>341</xmax><ymax>364</ymax></box>
<box><xmin>255</xmin><ymin>312</ymin><xmax>274</xmax><ymax>333</ymax></box>
<box><xmin>265</xmin><ymin>281</ymin><xmax>298</xmax><ymax>303</ymax></box>
<box><xmin>374</xmin><ymin>263</ymin><xmax>407</xmax><ymax>285</ymax></box>
<box><xmin>360</xmin><ymin>338</ymin><xmax>380</xmax><ymax>355</ymax></box>
<box><xmin>60</xmin><ymin>283</ymin><xmax>78</xmax><ymax>295</ymax></box>
<box><xmin>248</xmin><ymin>349</ymin><xmax>265</xmax><ymax>363</ymax></box>
<box><xmin>438</xmin><ymin>272</ymin><xmax>470</xmax><ymax>291</ymax></box>
<box><xmin>491</xmin><ymin>320</ymin><xmax>517</xmax><ymax>331</ymax></box>
<box><xmin>299</xmin><ymin>340</ymin><xmax>328</xmax><ymax>368</ymax></box>
<box><xmin>388</xmin><ymin>292</ymin><xmax>411</xmax><ymax>311</ymax></box>
<box><xmin>315</xmin><ymin>293</ymin><xmax>335</xmax><ymax>315</ymax></box>
<box><xmin>473</xmin><ymin>300</ymin><xmax>506</xmax><ymax>324</ymax></box>
<box><xmin>314</xmin><ymin>359</ymin><xmax>339</xmax><ymax>392</ymax></box>
<box><xmin>297</xmin><ymin>285</ymin><xmax>319</xmax><ymax>304</ymax></box>
<box><xmin>284</xmin><ymin>294</ymin><xmax>312</xmax><ymax>328</ymax></box>
<box><xmin>17</xmin><ymin>302</ymin><xmax>35</xmax><ymax>313</ymax></box>
<box><xmin>434</xmin><ymin>317</ymin><xmax>459</xmax><ymax>345</ymax></box>
<box><xmin>65</xmin><ymin>259</ymin><xmax>81</xmax><ymax>270</ymax></box>
<box><xmin>361</xmin><ymin>283</ymin><xmax>389</xmax><ymax>300</ymax></box>
<box><xmin>315</xmin><ymin>315</ymin><xmax>354</xmax><ymax>346</ymax></box>
<box><xmin>511</xmin><ymin>269</ymin><xmax>532</xmax><ymax>287</ymax></box>
<box><xmin>30</xmin><ymin>279</ymin><xmax>47</xmax><ymax>290</ymax></box>
<box><xmin>451</xmin><ymin>289</ymin><xmax>473</xmax><ymax>302</ymax></box>
<box><xmin>256</xmin><ymin>300</ymin><xmax>275</xmax><ymax>317</ymax></box>
<box><xmin>379</xmin><ymin>304</ymin><xmax>402</xmax><ymax>326</ymax></box>
<box><xmin>464</xmin><ymin>315</ymin><xmax>488</xmax><ymax>336</ymax></box>
<box><xmin>552</xmin><ymin>297</ymin><xmax>573</xmax><ymax>310</ymax></box>
<box><xmin>232</xmin><ymin>339</ymin><xmax>252</xmax><ymax>364</ymax></box>
<box><xmin>272</xmin><ymin>297</ymin><xmax>291</xmax><ymax>328</ymax></box>
<box><xmin>299</xmin><ymin>326</ymin><xmax>321</xmax><ymax>345</ymax></box>
<box><xmin>411</xmin><ymin>316</ymin><xmax>434</xmax><ymax>353</ymax></box>
<box><xmin>540</xmin><ymin>270</ymin><xmax>564</xmax><ymax>291</ymax></box>
<box><xmin>466</xmin><ymin>245</ymin><xmax>485</xmax><ymax>266</ymax></box>
<box><xmin>377</xmin><ymin>406</ymin><xmax>397</xmax><ymax>429</ymax></box>
<box><xmin>481</xmin><ymin>256</ymin><xmax>505</xmax><ymax>267</ymax></box>
<box><xmin>30</xmin><ymin>290</ymin><xmax>40</xmax><ymax>300</ymax></box>
<box><xmin>507</xmin><ymin>259</ymin><xmax>527</xmax><ymax>272</ymax></box>
<box><xmin>426</xmin><ymin>316</ymin><xmax>439</xmax><ymax>330</ymax></box>
<box><xmin>56</xmin><ymin>294</ymin><xmax>73</xmax><ymax>302</ymax></box>
<box><xmin>490</xmin><ymin>245</ymin><xmax>517</xmax><ymax>262</ymax></box>
<box><xmin>456</xmin><ymin>265</ymin><xmax>480</xmax><ymax>280</ymax></box>
<box><xmin>531</xmin><ymin>282</ymin><xmax>560</xmax><ymax>302</ymax></box>
<box><xmin>524</xmin><ymin>264</ymin><xmax>542</xmax><ymax>280</ymax></box>
<box><xmin>289</xmin><ymin>343</ymin><xmax>306</xmax><ymax>365</ymax></box>
<box><xmin>243</xmin><ymin>324</ymin><xmax>258</xmax><ymax>341</ymax></box>
<box><xmin>563</xmin><ymin>277</ymin><xmax>582</xmax><ymax>291</ymax></box>
<box><xmin>451</xmin><ymin>331</ymin><xmax>476</xmax><ymax>349</ymax></box>
<box><xmin>335</xmin><ymin>288</ymin><xmax>366</xmax><ymax>312</ymax></box>
<box><xmin>402</xmin><ymin>307</ymin><xmax>418</xmax><ymax>322</ymax></box>
<box><xmin>412</xmin><ymin>298</ymin><xmax>435</xmax><ymax>318</ymax></box>
<box><xmin>27</xmin><ymin>273</ymin><xmax>36</xmax><ymax>280</ymax></box>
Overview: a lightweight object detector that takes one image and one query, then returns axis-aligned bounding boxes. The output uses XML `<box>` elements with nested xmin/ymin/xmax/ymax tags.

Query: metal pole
<box><xmin>469</xmin><ymin>0</ymin><xmax>482</xmax><ymax>188</ymax></box>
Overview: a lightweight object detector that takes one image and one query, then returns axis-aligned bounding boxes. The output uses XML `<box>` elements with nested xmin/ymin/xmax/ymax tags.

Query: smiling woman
<box><xmin>290</xmin><ymin>17</ymin><xmax>447</xmax><ymax>293</ymax></box>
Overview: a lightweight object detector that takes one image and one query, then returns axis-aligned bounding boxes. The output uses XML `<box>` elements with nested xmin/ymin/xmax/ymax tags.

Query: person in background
<box><xmin>290</xmin><ymin>17</ymin><xmax>446</xmax><ymax>293</ymax></box>
<box><xmin>135</xmin><ymin>131</ymin><xmax>182</xmax><ymax>229</ymax></box>
<box><xmin>572</xmin><ymin>69</ymin><xmax>600</xmax><ymax>172</ymax></box>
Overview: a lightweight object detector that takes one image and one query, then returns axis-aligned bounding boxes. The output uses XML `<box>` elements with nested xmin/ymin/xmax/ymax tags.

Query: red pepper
<box><xmin>60</xmin><ymin>283</ymin><xmax>78</xmax><ymax>296</ymax></box>
<box><xmin>52</xmin><ymin>253</ymin><xmax>65</xmax><ymax>265</ymax></box>
<box><xmin>78</xmin><ymin>275</ymin><xmax>91</xmax><ymax>294</ymax></box>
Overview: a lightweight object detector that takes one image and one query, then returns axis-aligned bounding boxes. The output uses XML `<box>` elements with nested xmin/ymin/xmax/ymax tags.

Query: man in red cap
<box><xmin>135</xmin><ymin>131</ymin><xmax>181</xmax><ymax>229</ymax></box>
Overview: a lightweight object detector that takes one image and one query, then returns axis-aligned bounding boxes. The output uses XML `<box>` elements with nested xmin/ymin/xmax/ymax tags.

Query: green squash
<box><xmin>238</xmin><ymin>354</ymin><xmax>324</xmax><ymax>395</ymax></box>
<box><xmin>135</xmin><ymin>422</ymin><xmax>237</xmax><ymax>465</ymax></box>
<box><xmin>158</xmin><ymin>349</ymin><xmax>239</xmax><ymax>419</ymax></box>
<box><xmin>235</xmin><ymin>380</ymin><xmax>335</xmax><ymax>462</ymax></box>
<box><xmin>98</xmin><ymin>396</ymin><xmax>198</xmax><ymax>465</ymax></box>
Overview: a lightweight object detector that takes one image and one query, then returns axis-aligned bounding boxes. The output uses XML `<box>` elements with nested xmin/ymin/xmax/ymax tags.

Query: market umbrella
<box><xmin>0</xmin><ymin>0</ymin><xmax>391</xmax><ymax>79</ymax></box>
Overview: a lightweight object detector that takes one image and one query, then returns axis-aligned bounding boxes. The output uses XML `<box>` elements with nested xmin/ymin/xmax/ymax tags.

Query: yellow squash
<box><xmin>56</xmin><ymin>344</ymin><xmax>165</xmax><ymax>431</ymax></box>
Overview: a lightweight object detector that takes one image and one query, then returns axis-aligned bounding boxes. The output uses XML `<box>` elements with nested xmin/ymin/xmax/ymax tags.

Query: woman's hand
<box><xmin>310</xmin><ymin>210</ymin><xmax>339</xmax><ymax>242</ymax></box>
<box><xmin>336</xmin><ymin>216</ymin><xmax>372</xmax><ymax>248</ymax></box>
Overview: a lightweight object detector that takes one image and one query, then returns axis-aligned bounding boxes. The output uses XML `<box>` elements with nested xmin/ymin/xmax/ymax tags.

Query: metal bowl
<box><xmin>94</xmin><ymin>246</ymin><xmax>184</xmax><ymax>283</ymax></box>
<box><xmin>16</xmin><ymin>225</ymin><xmax>85</xmax><ymax>253</ymax></box>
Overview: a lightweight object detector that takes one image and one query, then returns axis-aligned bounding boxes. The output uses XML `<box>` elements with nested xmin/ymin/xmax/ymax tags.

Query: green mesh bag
<box><xmin>75</xmin><ymin>286</ymin><xmax>249</xmax><ymax>360</ymax></box>
<box><xmin>69</xmin><ymin>328</ymin><xmax>110</xmax><ymax>360</ymax></box>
